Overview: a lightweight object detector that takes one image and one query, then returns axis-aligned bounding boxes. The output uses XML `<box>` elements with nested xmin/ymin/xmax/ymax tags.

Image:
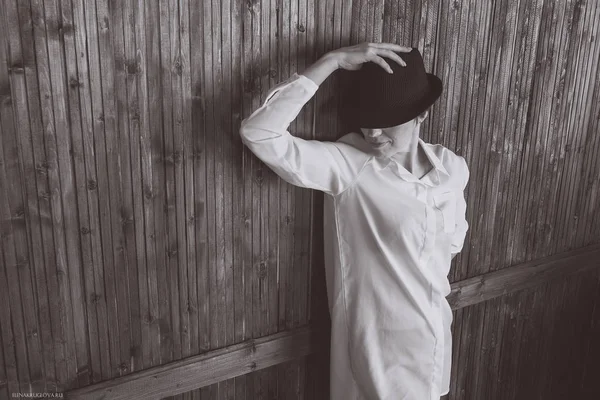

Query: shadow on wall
<box><xmin>337</xmin><ymin>69</ymin><xmax>363</xmax><ymax>137</ymax></box>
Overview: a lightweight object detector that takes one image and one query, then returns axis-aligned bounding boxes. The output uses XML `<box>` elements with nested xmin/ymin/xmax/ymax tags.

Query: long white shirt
<box><xmin>239</xmin><ymin>72</ymin><xmax>470</xmax><ymax>400</ymax></box>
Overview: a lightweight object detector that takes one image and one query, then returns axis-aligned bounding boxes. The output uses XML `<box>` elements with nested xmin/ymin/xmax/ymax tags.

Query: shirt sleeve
<box><xmin>239</xmin><ymin>72</ymin><xmax>364</xmax><ymax>197</ymax></box>
<box><xmin>451</xmin><ymin>156</ymin><xmax>470</xmax><ymax>257</ymax></box>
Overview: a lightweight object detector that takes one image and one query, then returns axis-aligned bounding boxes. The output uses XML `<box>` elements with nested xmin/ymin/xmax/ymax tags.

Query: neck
<box><xmin>391</xmin><ymin>124</ymin><xmax>422</xmax><ymax>173</ymax></box>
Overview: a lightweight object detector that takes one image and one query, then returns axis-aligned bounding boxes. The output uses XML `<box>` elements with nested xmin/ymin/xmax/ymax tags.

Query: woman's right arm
<box><xmin>239</xmin><ymin>43</ymin><xmax>411</xmax><ymax>196</ymax></box>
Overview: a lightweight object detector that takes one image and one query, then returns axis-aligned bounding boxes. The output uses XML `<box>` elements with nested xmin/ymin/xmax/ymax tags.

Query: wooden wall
<box><xmin>0</xmin><ymin>0</ymin><xmax>599</xmax><ymax>399</ymax></box>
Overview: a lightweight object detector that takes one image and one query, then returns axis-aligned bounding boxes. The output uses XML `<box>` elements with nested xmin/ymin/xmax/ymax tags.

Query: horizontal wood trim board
<box><xmin>65</xmin><ymin>243</ymin><xmax>600</xmax><ymax>399</ymax></box>
<box><xmin>65</xmin><ymin>326</ymin><xmax>322</xmax><ymax>400</ymax></box>
<box><xmin>447</xmin><ymin>242</ymin><xmax>600</xmax><ymax>309</ymax></box>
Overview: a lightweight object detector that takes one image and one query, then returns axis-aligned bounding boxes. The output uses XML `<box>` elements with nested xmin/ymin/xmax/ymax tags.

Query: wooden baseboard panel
<box><xmin>446</xmin><ymin>242</ymin><xmax>600</xmax><ymax>309</ymax></box>
<box><xmin>64</xmin><ymin>243</ymin><xmax>600</xmax><ymax>399</ymax></box>
<box><xmin>65</xmin><ymin>326</ymin><xmax>321</xmax><ymax>399</ymax></box>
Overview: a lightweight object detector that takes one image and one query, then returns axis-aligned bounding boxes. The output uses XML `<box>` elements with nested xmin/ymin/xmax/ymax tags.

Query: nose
<box><xmin>366</xmin><ymin>129</ymin><xmax>382</xmax><ymax>138</ymax></box>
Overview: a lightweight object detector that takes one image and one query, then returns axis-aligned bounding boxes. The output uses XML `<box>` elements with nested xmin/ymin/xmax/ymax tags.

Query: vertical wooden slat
<box><xmin>512</xmin><ymin>283</ymin><xmax>544</xmax><ymax>398</ymax></box>
<box><xmin>120</xmin><ymin>0</ymin><xmax>144</xmax><ymax>375</ymax></box>
<box><xmin>62</xmin><ymin>0</ymin><xmax>97</xmax><ymax>388</ymax></box>
<box><xmin>240</xmin><ymin>0</ymin><xmax>254</xmax><ymax>398</ymax></box>
<box><xmin>501</xmin><ymin>0</ymin><xmax>544</xmax><ymax>268</ymax></box>
<box><xmin>462</xmin><ymin>0</ymin><xmax>492</xmax><ymax>277</ymax></box>
<box><xmin>558</xmin><ymin>1</ymin><xmax>599</xmax><ymax>249</ymax></box>
<box><xmin>95</xmin><ymin>0</ymin><xmax>129</xmax><ymax>379</ymax></box>
<box><xmin>188</xmin><ymin>0</ymin><xmax>210</xmax><ymax>397</ymax></box>
<box><xmin>142</xmin><ymin>0</ymin><xmax>163</xmax><ymax>371</ymax></box>
<box><xmin>32</xmin><ymin>0</ymin><xmax>78</xmax><ymax>387</ymax></box>
<box><xmin>459</xmin><ymin>4</ymin><xmax>496</xmax><ymax>397</ymax></box>
<box><xmin>12</xmin><ymin>0</ymin><xmax>66</xmax><ymax>391</ymax></box>
<box><xmin>580</xmin><ymin>270</ymin><xmax>600</xmax><ymax>394</ymax></box>
<box><xmin>528</xmin><ymin>0</ymin><xmax>571</xmax><ymax>260</ymax></box>
<box><xmin>511</xmin><ymin>0</ymin><xmax>557</xmax><ymax>263</ymax></box>
<box><xmin>48</xmin><ymin>0</ymin><xmax>93</xmax><ymax>390</ymax></box>
<box><xmin>491</xmin><ymin>0</ymin><xmax>523</xmax><ymax>269</ymax></box>
<box><xmin>231</xmin><ymin>0</ymin><xmax>245</xmax><ymax>395</ymax></box>
<box><xmin>548</xmin><ymin>0</ymin><xmax>588</xmax><ymax>254</ymax></box>
<box><xmin>566</xmin><ymin>271</ymin><xmax>598</xmax><ymax>394</ymax></box>
<box><xmin>200</xmin><ymin>0</ymin><xmax>217</xmax><ymax>397</ymax></box>
<box><xmin>84</xmin><ymin>0</ymin><xmax>114</xmax><ymax>381</ymax></box>
<box><xmin>112</xmin><ymin>0</ymin><xmax>136</xmax><ymax>380</ymax></box>
<box><xmin>70</xmin><ymin>0</ymin><xmax>105</xmax><ymax>384</ymax></box>
<box><xmin>180</xmin><ymin>0</ymin><xmax>195</xmax><ymax>362</ymax></box>
<box><xmin>163</xmin><ymin>0</ymin><xmax>182</xmax><ymax>364</ymax></box>
<box><xmin>3</xmin><ymin>0</ymin><xmax>600</xmax><ymax>398</ymax></box>
<box><xmin>575</xmin><ymin>1</ymin><xmax>600</xmax><ymax>247</ymax></box>
<box><xmin>171</xmin><ymin>0</ymin><xmax>187</xmax><ymax>368</ymax></box>
<box><xmin>0</xmin><ymin>309</ymin><xmax>7</xmax><ymax>398</ymax></box>
<box><xmin>0</xmin><ymin>47</ymin><xmax>28</xmax><ymax>395</ymax></box>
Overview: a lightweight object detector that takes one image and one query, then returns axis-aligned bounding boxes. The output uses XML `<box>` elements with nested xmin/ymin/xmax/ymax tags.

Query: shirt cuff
<box><xmin>295</xmin><ymin>72</ymin><xmax>320</xmax><ymax>93</ymax></box>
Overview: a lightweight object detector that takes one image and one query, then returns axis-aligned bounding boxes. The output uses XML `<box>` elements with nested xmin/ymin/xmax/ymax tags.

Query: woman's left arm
<box><xmin>451</xmin><ymin>156</ymin><xmax>470</xmax><ymax>259</ymax></box>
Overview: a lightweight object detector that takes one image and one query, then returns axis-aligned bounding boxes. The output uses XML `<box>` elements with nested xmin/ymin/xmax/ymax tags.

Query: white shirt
<box><xmin>239</xmin><ymin>72</ymin><xmax>470</xmax><ymax>400</ymax></box>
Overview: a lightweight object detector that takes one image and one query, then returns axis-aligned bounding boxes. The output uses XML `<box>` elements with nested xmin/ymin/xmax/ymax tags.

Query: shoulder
<box><xmin>332</xmin><ymin>131</ymin><xmax>373</xmax><ymax>162</ymax></box>
<box><xmin>425</xmin><ymin>142</ymin><xmax>470</xmax><ymax>188</ymax></box>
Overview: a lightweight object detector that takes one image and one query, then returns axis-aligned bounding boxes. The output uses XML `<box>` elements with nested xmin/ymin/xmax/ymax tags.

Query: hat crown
<box><xmin>356</xmin><ymin>48</ymin><xmax>429</xmax><ymax>109</ymax></box>
<box><xmin>347</xmin><ymin>47</ymin><xmax>443</xmax><ymax>129</ymax></box>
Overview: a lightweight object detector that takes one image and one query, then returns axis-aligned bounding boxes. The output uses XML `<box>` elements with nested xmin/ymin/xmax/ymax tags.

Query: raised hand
<box><xmin>328</xmin><ymin>42</ymin><xmax>412</xmax><ymax>74</ymax></box>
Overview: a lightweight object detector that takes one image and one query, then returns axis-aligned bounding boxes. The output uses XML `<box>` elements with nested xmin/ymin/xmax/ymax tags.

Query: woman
<box><xmin>239</xmin><ymin>42</ymin><xmax>470</xmax><ymax>400</ymax></box>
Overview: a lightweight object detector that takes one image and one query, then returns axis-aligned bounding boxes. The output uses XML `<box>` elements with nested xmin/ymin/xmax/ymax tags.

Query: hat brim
<box><xmin>351</xmin><ymin>73</ymin><xmax>443</xmax><ymax>129</ymax></box>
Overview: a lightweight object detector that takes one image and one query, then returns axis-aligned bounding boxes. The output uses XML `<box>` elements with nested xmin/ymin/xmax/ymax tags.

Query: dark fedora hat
<box><xmin>348</xmin><ymin>47</ymin><xmax>443</xmax><ymax>129</ymax></box>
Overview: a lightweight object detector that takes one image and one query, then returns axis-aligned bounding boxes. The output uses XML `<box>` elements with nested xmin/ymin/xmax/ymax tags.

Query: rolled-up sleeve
<box><xmin>451</xmin><ymin>156</ymin><xmax>470</xmax><ymax>257</ymax></box>
<box><xmin>239</xmin><ymin>73</ymin><xmax>364</xmax><ymax>197</ymax></box>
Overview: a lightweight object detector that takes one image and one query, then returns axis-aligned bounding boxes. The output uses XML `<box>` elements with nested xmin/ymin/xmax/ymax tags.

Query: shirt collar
<box><xmin>380</xmin><ymin>138</ymin><xmax>449</xmax><ymax>186</ymax></box>
<box><xmin>417</xmin><ymin>137</ymin><xmax>449</xmax><ymax>177</ymax></box>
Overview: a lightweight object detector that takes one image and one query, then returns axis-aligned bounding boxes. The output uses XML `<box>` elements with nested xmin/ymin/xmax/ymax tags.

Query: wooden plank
<box><xmin>111</xmin><ymin>0</ymin><xmax>137</xmax><ymax>380</ymax></box>
<box><xmin>4</xmin><ymin>0</ymin><xmax>600</xmax><ymax>396</ymax></box>
<box><xmin>0</xmin><ymin>2</ymin><xmax>36</xmax><ymax>395</ymax></box>
<box><xmin>170</xmin><ymin>0</ymin><xmax>187</xmax><ymax>366</ymax></box>
<box><xmin>9</xmin><ymin>0</ymin><xmax>66</xmax><ymax>391</ymax></box>
<box><xmin>502</xmin><ymin>0</ymin><xmax>544</xmax><ymax>267</ymax></box>
<box><xmin>447</xmin><ymin>242</ymin><xmax>600</xmax><ymax>309</ymax></box>
<box><xmin>141</xmin><ymin>0</ymin><xmax>163</xmax><ymax>371</ymax></box>
<box><xmin>560</xmin><ymin>1</ymin><xmax>600</xmax><ymax>249</ymax></box>
<box><xmin>81</xmin><ymin>0</ymin><xmax>116</xmax><ymax>381</ymax></box>
<box><xmin>550</xmin><ymin>0</ymin><xmax>590</xmax><ymax>254</ymax></box>
<box><xmin>127</xmin><ymin>0</ymin><xmax>151</xmax><ymax>373</ymax></box>
<box><xmin>579</xmin><ymin>270</ymin><xmax>600</xmax><ymax>394</ymax></box>
<box><xmin>240</xmin><ymin>0</ymin><xmax>255</xmax><ymax>398</ymax></box>
<box><xmin>188</xmin><ymin>0</ymin><xmax>211</xmax><ymax>397</ymax></box>
<box><xmin>491</xmin><ymin>0</ymin><xmax>541</xmax><ymax>270</ymax></box>
<box><xmin>502</xmin><ymin>288</ymin><xmax>533</xmax><ymax>400</ymax></box>
<box><xmin>64</xmin><ymin>326</ymin><xmax>319</xmax><ymax>400</ymax></box>
<box><xmin>0</xmin><ymin>79</ymin><xmax>27</xmax><ymax>397</ymax></box>
<box><xmin>118</xmin><ymin>0</ymin><xmax>147</xmax><ymax>376</ymax></box>
<box><xmin>159</xmin><ymin>0</ymin><xmax>180</xmax><ymax>365</ymax></box>
<box><xmin>62</xmin><ymin>0</ymin><xmax>103</xmax><ymax>388</ymax></box>
<box><xmin>529</xmin><ymin>0</ymin><xmax>572</xmax><ymax>259</ymax></box>
<box><xmin>60</xmin><ymin>242</ymin><xmax>600</xmax><ymax>398</ymax></box>
<box><xmin>462</xmin><ymin>0</ymin><xmax>493</xmax><ymax>278</ymax></box>
<box><xmin>564</xmin><ymin>271</ymin><xmax>597</xmax><ymax>393</ymax></box>
<box><xmin>94</xmin><ymin>0</ymin><xmax>128</xmax><ymax>379</ymax></box>
<box><xmin>575</xmin><ymin>1</ymin><xmax>600</xmax><ymax>246</ymax></box>
<box><xmin>45</xmin><ymin>0</ymin><xmax>88</xmax><ymax>389</ymax></box>
<box><xmin>512</xmin><ymin>282</ymin><xmax>545</xmax><ymax>398</ymax></box>
<box><xmin>201</xmin><ymin>0</ymin><xmax>218</xmax><ymax>397</ymax></box>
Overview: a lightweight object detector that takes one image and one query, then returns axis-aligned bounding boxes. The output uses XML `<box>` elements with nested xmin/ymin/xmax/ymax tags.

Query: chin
<box><xmin>373</xmin><ymin>149</ymin><xmax>392</xmax><ymax>159</ymax></box>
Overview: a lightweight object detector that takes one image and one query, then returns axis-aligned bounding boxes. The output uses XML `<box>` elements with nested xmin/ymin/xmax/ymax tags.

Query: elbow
<box><xmin>239</xmin><ymin>119</ymin><xmax>250</xmax><ymax>139</ymax></box>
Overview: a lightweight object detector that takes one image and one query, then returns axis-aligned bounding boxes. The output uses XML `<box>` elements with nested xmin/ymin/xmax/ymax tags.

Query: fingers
<box><xmin>378</xmin><ymin>49</ymin><xmax>406</xmax><ymax>67</ymax></box>
<box><xmin>371</xmin><ymin>55</ymin><xmax>394</xmax><ymax>74</ymax></box>
<box><xmin>371</xmin><ymin>42</ymin><xmax>413</xmax><ymax>53</ymax></box>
